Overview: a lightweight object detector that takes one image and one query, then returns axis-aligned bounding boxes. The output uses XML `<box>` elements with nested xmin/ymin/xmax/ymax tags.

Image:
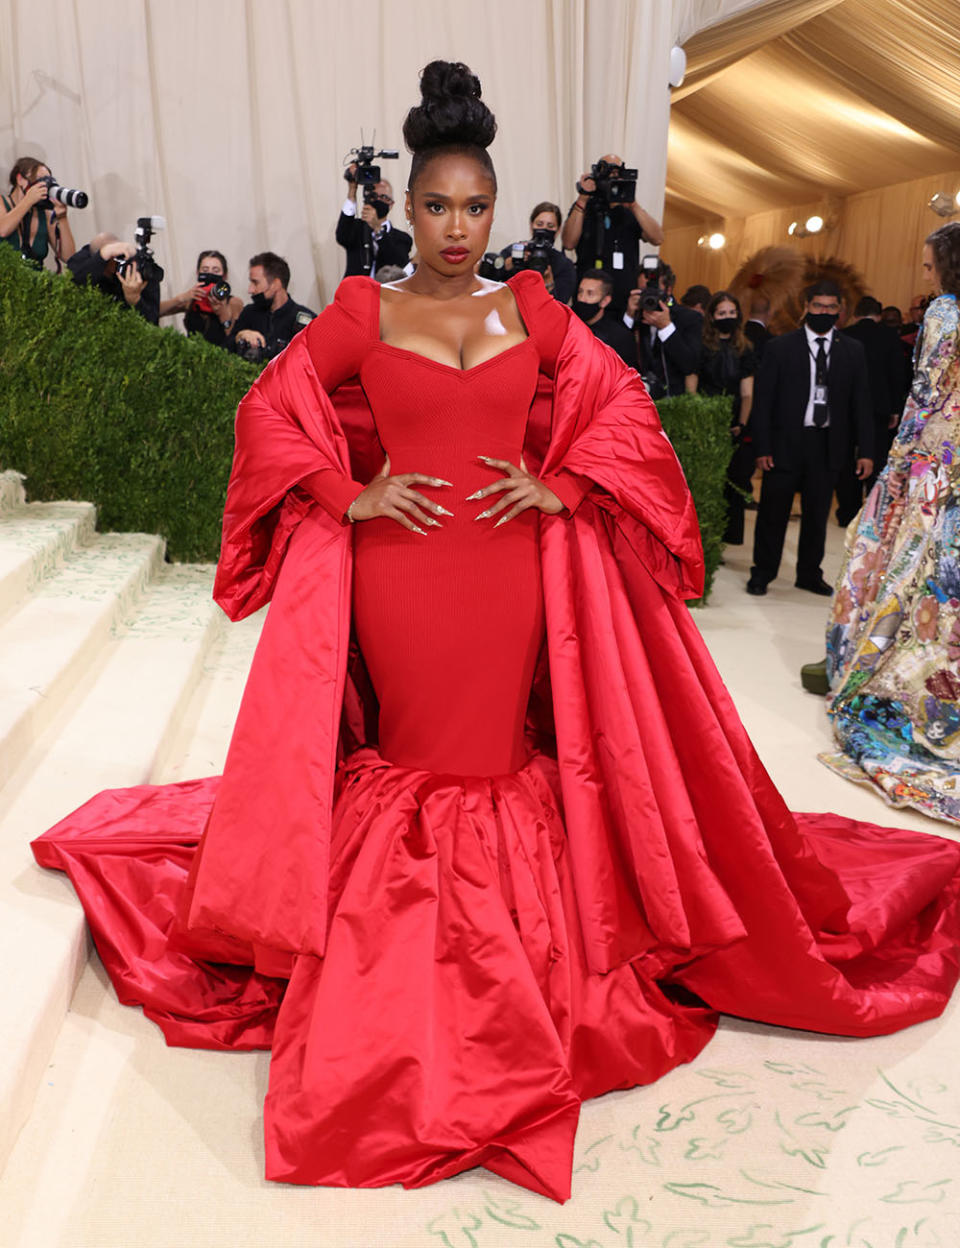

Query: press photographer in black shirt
<box><xmin>336</xmin><ymin>163</ymin><xmax>412</xmax><ymax>279</ymax></box>
<box><xmin>561</xmin><ymin>154</ymin><xmax>663</xmax><ymax>318</ymax></box>
<box><xmin>500</xmin><ymin>202</ymin><xmax>576</xmax><ymax>304</ymax></box>
<box><xmin>624</xmin><ymin>258</ymin><xmax>701</xmax><ymax>399</ymax></box>
<box><xmin>67</xmin><ymin>231</ymin><xmax>161</xmax><ymax>324</ymax></box>
<box><xmin>159</xmin><ymin>249</ymin><xmax>243</xmax><ymax>348</ymax></box>
<box><xmin>230</xmin><ymin>252</ymin><xmax>316</xmax><ymax>362</ymax></box>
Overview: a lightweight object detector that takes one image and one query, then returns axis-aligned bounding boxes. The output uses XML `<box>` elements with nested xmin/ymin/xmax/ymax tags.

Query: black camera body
<box><xmin>36</xmin><ymin>175</ymin><xmax>88</xmax><ymax>211</ymax></box>
<box><xmin>638</xmin><ymin>256</ymin><xmax>664</xmax><ymax>313</ymax></box>
<box><xmin>235</xmin><ymin>337</ymin><xmax>270</xmax><ymax>365</ymax></box>
<box><xmin>344</xmin><ymin>144</ymin><xmax>399</xmax><ymax>195</ymax></box>
<box><xmin>117</xmin><ymin>216</ymin><xmax>165</xmax><ymax>286</ymax></box>
<box><xmin>477</xmin><ymin>252</ymin><xmax>507</xmax><ymax>282</ymax></box>
<box><xmin>588</xmin><ymin>159</ymin><xmax>638</xmax><ymax>206</ymax></box>
<box><xmin>508</xmin><ymin>227</ymin><xmax>555</xmax><ymax>276</ymax></box>
<box><xmin>198</xmin><ymin>272</ymin><xmax>231</xmax><ymax>301</ymax></box>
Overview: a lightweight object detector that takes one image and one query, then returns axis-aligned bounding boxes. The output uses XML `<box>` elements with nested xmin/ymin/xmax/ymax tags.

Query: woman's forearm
<box><xmin>0</xmin><ymin>199</ymin><xmax>31</xmax><ymax>238</ymax></box>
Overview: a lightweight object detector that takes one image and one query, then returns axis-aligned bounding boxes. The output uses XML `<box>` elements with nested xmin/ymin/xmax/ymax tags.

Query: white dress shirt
<box><xmin>803</xmin><ymin>323</ymin><xmax>834</xmax><ymax>427</ymax></box>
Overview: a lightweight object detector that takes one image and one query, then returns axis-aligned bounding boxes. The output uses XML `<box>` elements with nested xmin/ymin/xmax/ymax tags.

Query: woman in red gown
<box><xmin>34</xmin><ymin>62</ymin><xmax>960</xmax><ymax>1204</ymax></box>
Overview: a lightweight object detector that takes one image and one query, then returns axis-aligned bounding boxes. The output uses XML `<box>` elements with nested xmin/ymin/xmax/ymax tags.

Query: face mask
<box><xmin>370</xmin><ymin>197</ymin><xmax>390</xmax><ymax>220</ymax></box>
<box><xmin>251</xmin><ymin>290</ymin><xmax>271</xmax><ymax>311</ymax></box>
<box><xmin>713</xmin><ymin>317</ymin><xmax>739</xmax><ymax>336</ymax></box>
<box><xmin>197</xmin><ymin>271</ymin><xmax>221</xmax><ymax>287</ymax></box>
<box><xmin>573</xmin><ymin>299</ymin><xmax>600</xmax><ymax>322</ymax></box>
<box><xmin>806</xmin><ymin>311</ymin><xmax>838</xmax><ymax>333</ymax></box>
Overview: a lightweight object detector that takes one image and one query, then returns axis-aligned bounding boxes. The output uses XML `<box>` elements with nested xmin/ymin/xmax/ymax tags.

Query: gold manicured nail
<box><xmin>494</xmin><ymin>516</ymin><xmax>509</xmax><ymax>528</ymax></box>
<box><xmin>435</xmin><ymin>505</ymin><xmax>454</xmax><ymax>515</ymax></box>
<box><xmin>413</xmin><ymin>525</ymin><xmax>427</xmax><ymax>535</ymax></box>
<box><xmin>476</xmin><ymin>509</ymin><xmax>492</xmax><ymax>520</ymax></box>
<box><xmin>465</xmin><ymin>490</ymin><xmax>484</xmax><ymax>500</ymax></box>
<box><xmin>432</xmin><ymin>478</ymin><xmax>453</xmax><ymax>486</ymax></box>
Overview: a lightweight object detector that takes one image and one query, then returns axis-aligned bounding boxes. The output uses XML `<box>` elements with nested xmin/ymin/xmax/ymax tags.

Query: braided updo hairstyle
<box><xmin>403</xmin><ymin>61</ymin><xmax>497</xmax><ymax>194</ymax></box>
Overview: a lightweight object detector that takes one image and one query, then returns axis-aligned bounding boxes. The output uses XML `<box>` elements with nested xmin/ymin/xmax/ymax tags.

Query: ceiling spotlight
<box><xmin>805</xmin><ymin>215</ymin><xmax>824</xmax><ymax>234</ymax></box>
<box><xmin>788</xmin><ymin>221</ymin><xmax>798</xmax><ymax>236</ymax></box>
<box><xmin>707</xmin><ymin>232</ymin><xmax>726</xmax><ymax>250</ymax></box>
<box><xmin>929</xmin><ymin>191</ymin><xmax>957</xmax><ymax>218</ymax></box>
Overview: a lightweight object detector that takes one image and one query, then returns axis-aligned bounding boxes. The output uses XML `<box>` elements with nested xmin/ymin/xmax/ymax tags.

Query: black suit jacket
<box><xmin>842</xmin><ymin>318</ymin><xmax>904</xmax><ymax>419</ymax></box>
<box><xmin>336</xmin><ymin>213</ymin><xmax>412</xmax><ymax>277</ymax></box>
<box><xmin>636</xmin><ymin>302</ymin><xmax>701</xmax><ymax>398</ymax></box>
<box><xmin>750</xmin><ymin>327</ymin><xmax>873</xmax><ymax>472</ymax></box>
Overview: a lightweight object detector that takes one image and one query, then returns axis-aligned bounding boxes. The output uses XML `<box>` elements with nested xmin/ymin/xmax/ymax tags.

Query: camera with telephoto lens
<box><xmin>116</xmin><ymin>216</ymin><xmax>165</xmax><ymax>285</ymax></box>
<box><xmin>35</xmin><ymin>174</ymin><xmax>88</xmax><ymax>211</ymax></box>
<box><xmin>508</xmin><ymin>228</ymin><xmax>554</xmax><ymax>276</ymax></box>
<box><xmin>585</xmin><ymin>159</ymin><xmax>637</xmax><ymax>206</ymax></box>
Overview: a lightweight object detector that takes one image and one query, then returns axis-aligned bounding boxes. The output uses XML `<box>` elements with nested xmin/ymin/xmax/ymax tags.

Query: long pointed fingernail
<box><xmin>426</xmin><ymin>518</ymin><xmax>442</xmax><ymax>527</ymax></box>
<box><xmin>477</xmin><ymin>455</ymin><xmax>494</xmax><ymax>463</ymax></box>
<box><xmin>494</xmin><ymin>516</ymin><xmax>509</xmax><ymax>528</ymax></box>
<box><xmin>476</xmin><ymin>508</ymin><xmax>492</xmax><ymax>520</ymax></box>
<box><xmin>432</xmin><ymin>478</ymin><xmax>453</xmax><ymax>486</ymax></box>
<box><xmin>435</xmin><ymin>505</ymin><xmax>454</xmax><ymax>515</ymax></box>
<box><xmin>465</xmin><ymin>490</ymin><xmax>484</xmax><ymax>500</ymax></box>
<box><xmin>413</xmin><ymin>525</ymin><xmax>428</xmax><ymax>535</ymax></box>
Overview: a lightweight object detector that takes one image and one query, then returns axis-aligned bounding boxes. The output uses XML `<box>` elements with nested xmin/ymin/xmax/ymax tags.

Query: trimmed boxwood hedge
<box><xmin>0</xmin><ymin>243</ymin><xmax>261</xmax><ymax>562</ymax></box>
<box><xmin>0</xmin><ymin>246</ymin><xmax>732</xmax><ymax>598</ymax></box>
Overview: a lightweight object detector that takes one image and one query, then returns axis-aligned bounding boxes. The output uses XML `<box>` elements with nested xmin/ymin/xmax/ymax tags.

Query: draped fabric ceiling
<box><xmin>667</xmin><ymin>0</ymin><xmax>960</xmax><ymax>228</ymax></box>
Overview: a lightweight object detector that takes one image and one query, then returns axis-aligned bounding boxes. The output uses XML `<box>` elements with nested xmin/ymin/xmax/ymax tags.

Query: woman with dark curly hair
<box><xmin>824</xmin><ymin>222</ymin><xmax>960</xmax><ymax>822</ymax></box>
<box><xmin>33</xmin><ymin>65</ymin><xmax>960</xmax><ymax>1202</ymax></box>
<box><xmin>686</xmin><ymin>289</ymin><xmax>757</xmax><ymax>542</ymax></box>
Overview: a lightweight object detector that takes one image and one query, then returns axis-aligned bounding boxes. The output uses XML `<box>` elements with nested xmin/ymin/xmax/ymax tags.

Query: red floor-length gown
<box><xmin>33</xmin><ymin>274</ymin><xmax>960</xmax><ymax>1204</ymax></box>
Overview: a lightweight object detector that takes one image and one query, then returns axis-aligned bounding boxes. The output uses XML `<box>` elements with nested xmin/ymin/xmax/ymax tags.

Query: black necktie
<box><xmin>813</xmin><ymin>337</ymin><xmax>828</xmax><ymax>426</ymax></box>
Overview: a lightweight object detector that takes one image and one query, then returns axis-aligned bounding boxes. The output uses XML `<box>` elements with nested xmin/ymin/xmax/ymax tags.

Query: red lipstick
<box><xmin>440</xmin><ymin>248</ymin><xmax>470</xmax><ymax>264</ymax></box>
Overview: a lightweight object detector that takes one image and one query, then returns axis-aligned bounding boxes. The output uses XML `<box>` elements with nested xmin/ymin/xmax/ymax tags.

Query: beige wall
<box><xmin>663</xmin><ymin>170</ymin><xmax>960</xmax><ymax>314</ymax></box>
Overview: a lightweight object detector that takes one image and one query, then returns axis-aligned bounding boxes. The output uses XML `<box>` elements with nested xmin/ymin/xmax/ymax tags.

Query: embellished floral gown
<box><xmin>824</xmin><ymin>294</ymin><xmax>960</xmax><ymax>822</ymax></box>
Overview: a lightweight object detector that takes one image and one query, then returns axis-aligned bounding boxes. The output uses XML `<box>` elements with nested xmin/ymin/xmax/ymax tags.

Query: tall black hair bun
<box><xmin>403</xmin><ymin>60</ymin><xmax>497</xmax><ymax>153</ymax></box>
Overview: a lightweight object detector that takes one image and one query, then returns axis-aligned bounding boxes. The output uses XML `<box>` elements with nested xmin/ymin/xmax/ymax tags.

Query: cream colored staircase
<box><xmin>0</xmin><ymin>471</ymin><xmax>264</xmax><ymax>1177</ymax></box>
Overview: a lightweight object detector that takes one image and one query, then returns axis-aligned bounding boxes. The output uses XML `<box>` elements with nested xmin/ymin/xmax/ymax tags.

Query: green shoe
<box><xmin>800</xmin><ymin>658</ymin><xmax>829</xmax><ymax>696</ymax></box>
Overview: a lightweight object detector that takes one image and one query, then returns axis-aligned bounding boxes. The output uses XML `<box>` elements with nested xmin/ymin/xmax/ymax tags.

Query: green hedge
<box><xmin>656</xmin><ymin>392</ymin><xmax>734</xmax><ymax>606</ymax></box>
<box><xmin>0</xmin><ymin>243</ymin><xmax>260</xmax><ymax>562</ymax></box>
<box><xmin>0</xmin><ymin>247</ymin><xmax>733</xmax><ymax>598</ymax></box>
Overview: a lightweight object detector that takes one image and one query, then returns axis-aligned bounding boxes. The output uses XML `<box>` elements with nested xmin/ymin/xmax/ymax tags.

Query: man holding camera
<box><xmin>573</xmin><ymin>271</ymin><xmax>638</xmax><ymax>369</ymax></box>
<box><xmin>337</xmin><ymin>164</ymin><xmax>412</xmax><ymax>279</ymax></box>
<box><xmin>624</xmin><ymin>259</ymin><xmax>701</xmax><ymax>399</ymax></box>
<box><xmin>561</xmin><ymin>155</ymin><xmax>663</xmax><ymax>318</ymax></box>
<box><xmin>66</xmin><ymin>232</ymin><xmax>161</xmax><ymax>324</ymax></box>
<box><xmin>230</xmin><ymin>252</ymin><xmax>316</xmax><ymax>362</ymax></box>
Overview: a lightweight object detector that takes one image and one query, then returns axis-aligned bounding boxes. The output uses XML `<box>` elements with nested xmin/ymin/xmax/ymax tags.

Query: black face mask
<box><xmin>573</xmin><ymin>299</ymin><xmax>601</xmax><ymax>322</ymax></box>
<box><xmin>197</xmin><ymin>271</ymin><xmax>221</xmax><ymax>286</ymax></box>
<box><xmin>806</xmin><ymin>311</ymin><xmax>839</xmax><ymax>333</ymax></box>
<box><xmin>369</xmin><ymin>197</ymin><xmax>391</xmax><ymax>220</ymax></box>
<box><xmin>712</xmin><ymin>317</ymin><xmax>739</xmax><ymax>336</ymax></box>
<box><xmin>251</xmin><ymin>290</ymin><xmax>271</xmax><ymax>311</ymax></box>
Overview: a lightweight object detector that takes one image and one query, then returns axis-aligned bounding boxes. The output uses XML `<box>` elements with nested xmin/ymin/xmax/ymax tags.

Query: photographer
<box><xmin>337</xmin><ymin>164</ymin><xmax>412</xmax><ymax>279</ymax></box>
<box><xmin>1</xmin><ymin>157</ymin><xmax>78</xmax><ymax>268</ymax></box>
<box><xmin>560</xmin><ymin>154</ymin><xmax>663</xmax><ymax>317</ymax></box>
<box><xmin>499</xmin><ymin>202</ymin><xmax>576</xmax><ymax>304</ymax></box>
<box><xmin>66</xmin><ymin>231</ymin><xmax>160</xmax><ymax>324</ymax></box>
<box><xmin>625</xmin><ymin>258</ymin><xmax>701</xmax><ymax>399</ymax></box>
<box><xmin>159</xmin><ymin>249</ymin><xmax>243</xmax><ymax>348</ymax></box>
<box><xmin>230</xmin><ymin>252</ymin><xmax>315</xmax><ymax>362</ymax></box>
<box><xmin>572</xmin><ymin>271</ymin><xmax>638</xmax><ymax>369</ymax></box>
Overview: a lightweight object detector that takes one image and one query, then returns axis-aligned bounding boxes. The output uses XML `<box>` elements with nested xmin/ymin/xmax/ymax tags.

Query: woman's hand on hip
<box><xmin>349</xmin><ymin>456</ymin><xmax>453</xmax><ymax>534</ymax></box>
<box><xmin>468</xmin><ymin>455</ymin><xmax>563</xmax><ymax>526</ymax></box>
